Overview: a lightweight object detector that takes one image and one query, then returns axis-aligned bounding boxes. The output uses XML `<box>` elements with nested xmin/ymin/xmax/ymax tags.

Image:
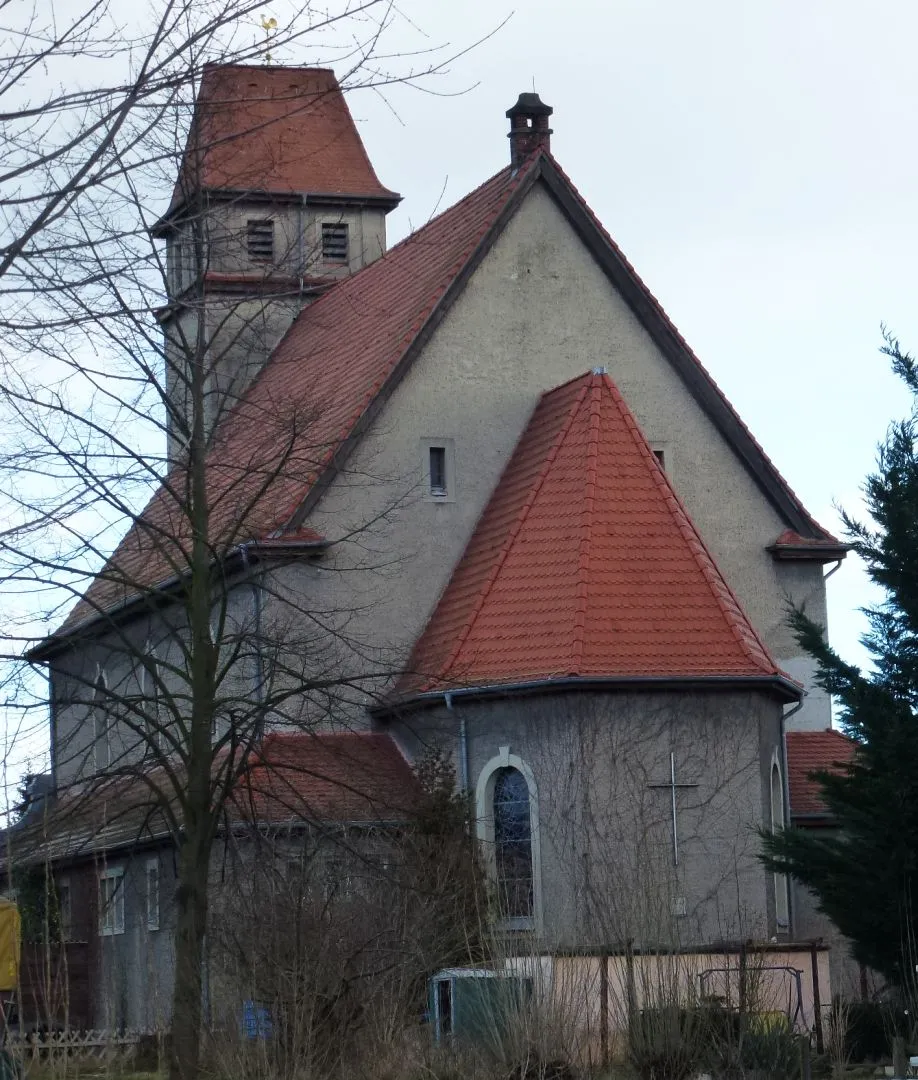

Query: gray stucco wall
<box><xmin>388</xmin><ymin>687</ymin><xmax>785</xmax><ymax>951</ymax></box>
<box><xmin>50</xmin><ymin>577</ymin><xmax>258</xmax><ymax>789</ymax></box>
<box><xmin>161</xmin><ymin>197</ymin><xmax>388</xmax><ymax>457</ymax></box>
<box><xmin>92</xmin><ymin>847</ymin><xmax>176</xmax><ymax>1031</ymax></box>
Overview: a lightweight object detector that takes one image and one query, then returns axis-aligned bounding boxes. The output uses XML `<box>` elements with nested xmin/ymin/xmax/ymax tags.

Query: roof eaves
<box><xmin>767</xmin><ymin>536</ymin><xmax>851</xmax><ymax>562</ymax></box>
<box><xmin>378</xmin><ymin>672</ymin><xmax>803</xmax><ymax>715</ymax></box>
<box><xmin>153</xmin><ymin>186</ymin><xmax>401</xmax><ymax>234</ymax></box>
<box><xmin>536</xmin><ymin>155</ymin><xmax>835</xmax><ymax>543</ymax></box>
<box><xmin>28</xmin><ymin>536</ymin><xmax>329</xmax><ymax>660</ymax></box>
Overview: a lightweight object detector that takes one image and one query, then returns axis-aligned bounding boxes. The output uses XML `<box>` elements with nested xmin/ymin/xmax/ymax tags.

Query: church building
<box><xmin>21</xmin><ymin>64</ymin><xmax>854</xmax><ymax>1031</ymax></box>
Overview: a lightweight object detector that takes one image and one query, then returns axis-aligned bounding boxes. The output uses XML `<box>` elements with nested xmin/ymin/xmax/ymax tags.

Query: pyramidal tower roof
<box><xmin>159</xmin><ymin>64</ymin><xmax>399</xmax><ymax>226</ymax></box>
<box><xmin>398</xmin><ymin>371</ymin><xmax>794</xmax><ymax>700</ymax></box>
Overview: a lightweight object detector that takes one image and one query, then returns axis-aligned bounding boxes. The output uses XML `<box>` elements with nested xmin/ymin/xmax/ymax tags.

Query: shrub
<box><xmin>843</xmin><ymin>1000</ymin><xmax>908</xmax><ymax>1063</ymax></box>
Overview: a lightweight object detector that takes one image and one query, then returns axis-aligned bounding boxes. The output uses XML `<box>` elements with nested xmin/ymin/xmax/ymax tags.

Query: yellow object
<box><xmin>749</xmin><ymin>1010</ymin><xmax>790</xmax><ymax>1034</ymax></box>
<box><xmin>0</xmin><ymin>902</ymin><xmax>21</xmax><ymax>991</ymax></box>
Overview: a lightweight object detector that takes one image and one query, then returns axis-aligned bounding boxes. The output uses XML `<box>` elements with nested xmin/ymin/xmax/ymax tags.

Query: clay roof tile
<box><xmin>786</xmin><ymin>729</ymin><xmax>857</xmax><ymax>820</ymax></box>
<box><xmin>166</xmin><ymin>65</ymin><xmax>398</xmax><ymax>214</ymax></box>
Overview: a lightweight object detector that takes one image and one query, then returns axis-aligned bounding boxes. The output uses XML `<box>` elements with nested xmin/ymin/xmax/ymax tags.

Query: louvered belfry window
<box><xmin>322</xmin><ymin>222</ymin><xmax>349</xmax><ymax>263</ymax></box>
<box><xmin>247</xmin><ymin>219</ymin><xmax>275</xmax><ymax>262</ymax></box>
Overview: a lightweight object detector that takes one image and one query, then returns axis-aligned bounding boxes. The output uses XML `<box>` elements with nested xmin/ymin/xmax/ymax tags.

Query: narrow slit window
<box><xmin>652</xmin><ymin>449</ymin><xmax>665</xmax><ymax>471</ymax></box>
<box><xmin>429</xmin><ymin>446</ymin><xmax>447</xmax><ymax>497</ymax></box>
<box><xmin>247</xmin><ymin>220</ymin><xmax>275</xmax><ymax>262</ymax></box>
<box><xmin>146</xmin><ymin>859</ymin><xmax>160</xmax><ymax>931</ymax></box>
<box><xmin>93</xmin><ymin>672</ymin><xmax>110</xmax><ymax>772</ymax></box>
<box><xmin>321</xmin><ymin>223</ymin><xmax>349</xmax><ymax>263</ymax></box>
<box><xmin>57</xmin><ymin>880</ymin><xmax>72</xmax><ymax>941</ymax></box>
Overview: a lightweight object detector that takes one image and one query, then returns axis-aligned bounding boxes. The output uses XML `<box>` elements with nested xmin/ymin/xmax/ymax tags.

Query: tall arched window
<box><xmin>771</xmin><ymin>760</ymin><xmax>789</xmax><ymax>928</ymax></box>
<box><xmin>93</xmin><ymin>671</ymin><xmax>110</xmax><ymax>772</ymax></box>
<box><xmin>476</xmin><ymin>748</ymin><xmax>542</xmax><ymax>931</ymax></box>
<box><xmin>493</xmin><ymin>767</ymin><xmax>533</xmax><ymax>920</ymax></box>
<box><xmin>141</xmin><ymin>639</ymin><xmax>165</xmax><ymax>754</ymax></box>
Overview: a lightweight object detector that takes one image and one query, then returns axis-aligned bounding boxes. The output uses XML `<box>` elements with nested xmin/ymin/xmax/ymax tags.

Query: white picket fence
<box><xmin>8</xmin><ymin>1029</ymin><xmax>144</xmax><ymax>1057</ymax></box>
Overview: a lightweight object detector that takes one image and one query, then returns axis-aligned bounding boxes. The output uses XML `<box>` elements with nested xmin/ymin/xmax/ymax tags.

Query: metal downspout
<box><xmin>780</xmin><ymin>698</ymin><xmax>803</xmax><ymax>935</ymax></box>
<box><xmin>823</xmin><ymin>559</ymin><xmax>843</xmax><ymax>581</ymax></box>
<box><xmin>446</xmin><ymin>691</ymin><xmax>469</xmax><ymax>795</ymax></box>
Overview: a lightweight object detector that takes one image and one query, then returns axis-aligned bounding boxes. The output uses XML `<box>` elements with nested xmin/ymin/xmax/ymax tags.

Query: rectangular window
<box><xmin>321</xmin><ymin>223</ymin><xmax>349</xmax><ymax>263</ymax></box>
<box><xmin>173</xmin><ymin>234</ymin><xmax>206</xmax><ymax>291</ymax></box>
<box><xmin>99</xmin><ymin>868</ymin><xmax>125</xmax><ymax>936</ymax></box>
<box><xmin>652</xmin><ymin>449</ymin><xmax>665</xmax><ymax>470</ymax></box>
<box><xmin>174</xmin><ymin>236</ymin><xmax>190</xmax><ymax>291</ymax></box>
<box><xmin>429</xmin><ymin>446</ymin><xmax>447</xmax><ymax>497</ymax></box>
<box><xmin>57</xmin><ymin>879</ymin><xmax>72</xmax><ymax>941</ymax></box>
<box><xmin>146</xmin><ymin>859</ymin><xmax>160</xmax><ymax>931</ymax></box>
<box><xmin>247</xmin><ymin>219</ymin><xmax>275</xmax><ymax>262</ymax></box>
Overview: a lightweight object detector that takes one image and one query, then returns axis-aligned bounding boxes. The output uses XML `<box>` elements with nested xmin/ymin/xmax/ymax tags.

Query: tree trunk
<box><xmin>169</xmin><ymin>828</ymin><xmax>210</xmax><ymax>1080</ymax></box>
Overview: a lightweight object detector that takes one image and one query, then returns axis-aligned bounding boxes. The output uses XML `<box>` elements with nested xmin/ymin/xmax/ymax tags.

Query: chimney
<box><xmin>506</xmin><ymin>92</ymin><xmax>553</xmax><ymax>171</ymax></box>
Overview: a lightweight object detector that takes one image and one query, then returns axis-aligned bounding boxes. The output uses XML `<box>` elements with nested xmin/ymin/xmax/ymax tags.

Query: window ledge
<box><xmin>500</xmin><ymin>916</ymin><xmax>535</xmax><ymax>933</ymax></box>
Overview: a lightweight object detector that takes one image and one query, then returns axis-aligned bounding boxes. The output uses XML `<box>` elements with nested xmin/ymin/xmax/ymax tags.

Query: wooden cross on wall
<box><xmin>647</xmin><ymin>751</ymin><xmax>699</xmax><ymax>867</ymax></box>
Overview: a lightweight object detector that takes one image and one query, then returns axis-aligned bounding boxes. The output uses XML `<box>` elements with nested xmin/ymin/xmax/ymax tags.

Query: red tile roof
<box><xmin>231</xmin><ymin>731</ymin><xmax>418</xmax><ymax>823</ymax></box>
<box><xmin>397</xmin><ymin>372</ymin><xmax>788</xmax><ymax>697</ymax></box>
<box><xmin>786</xmin><ymin>729</ymin><xmax>857</xmax><ymax>819</ymax></box>
<box><xmin>47</xmin><ymin>150</ymin><xmax>836</xmax><ymax>643</ymax></box>
<box><xmin>12</xmin><ymin>733</ymin><xmax>418</xmax><ymax>862</ymax></box>
<box><xmin>167</xmin><ymin>64</ymin><xmax>398</xmax><ymax>213</ymax></box>
<box><xmin>768</xmin><ymin>529</ymin><xmax>849</xmax><ymax>561</ymax></box>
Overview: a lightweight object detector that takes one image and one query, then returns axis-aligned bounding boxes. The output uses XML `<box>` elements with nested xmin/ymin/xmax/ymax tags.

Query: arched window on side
<box><xmin>140</xmin><ymin>639</ymin><xmax>165</xmax><ymax>755</ymax></box>
<box><xmin>93</xmin><ymin>671</ymin><xmax>110</xmax><ymax>772</ymax></box>
<box><xmin>771</xmin><ymin>759</ymin><xmax>789</xmax><ymax>929</ymax></box>
<box><xmin>494</xmin><ymin>768</ymin><xmax>533</xmax><ymax>921</ymax></box>
<box><xmin>476</xmin><ymin>749</ymin><xmax>542</xmax><ymax>932</ymax></box>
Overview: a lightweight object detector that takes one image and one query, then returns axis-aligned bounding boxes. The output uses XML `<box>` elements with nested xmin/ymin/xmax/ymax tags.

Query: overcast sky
<box><xmin>337</xmin><ymin>0</ymin><xmax>918</xmax><ymax>671</ymax></box>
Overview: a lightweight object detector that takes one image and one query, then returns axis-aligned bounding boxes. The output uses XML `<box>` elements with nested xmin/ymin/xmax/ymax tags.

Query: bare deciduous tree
<box><xmin>0</xmin><ymin>5</ymin><xmax>487</xmax><ymax>1079</ymax></box>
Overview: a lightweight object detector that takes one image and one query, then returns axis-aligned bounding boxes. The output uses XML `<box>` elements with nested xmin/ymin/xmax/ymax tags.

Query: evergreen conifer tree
<box><xmin>762</xmin><ymin>334</ymin><xmax>918</xmax><ymax>990</ymax></box>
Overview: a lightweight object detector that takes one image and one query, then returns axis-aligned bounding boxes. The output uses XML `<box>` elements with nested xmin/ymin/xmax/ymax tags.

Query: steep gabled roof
<box><xmin>786</xmin><ymin>729</ymin><xmax>857</xmax><ymax>821</ymax></box>
<box><xmin>162</xmin><ymin>65</ymin><xmax>398</xmax><ymax>224</ymax></box>
<box><xmin>395</xmin><ymin>371</ymin><xmax>794</xmax><ymax>699</ymax></box>
<box><xmin>46</xmin><ymin>150</ymin><xmax>837</xmax><ymax>646</ymax></box>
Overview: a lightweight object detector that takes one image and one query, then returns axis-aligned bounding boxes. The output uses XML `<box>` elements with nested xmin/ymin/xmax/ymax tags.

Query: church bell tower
<box><xmin>152</xmin><ymin>64</ymin><xmax>400</xmax><ymax>460</ymax></box>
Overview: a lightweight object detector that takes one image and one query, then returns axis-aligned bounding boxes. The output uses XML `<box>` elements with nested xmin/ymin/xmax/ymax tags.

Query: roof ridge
<box><xmin>429</xmin><ymin>377</ymin><xmax>593</xmax><ymax>690</ymax></box>
<box><xmin>569</xmin><ymin>375</ymin><xmax>603</xmax><ymax>674</ymax></box>
<box><xmin>600</xmin><ymin>374</ymin><xmax>776</xmax><ymax>675</ymax></box>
